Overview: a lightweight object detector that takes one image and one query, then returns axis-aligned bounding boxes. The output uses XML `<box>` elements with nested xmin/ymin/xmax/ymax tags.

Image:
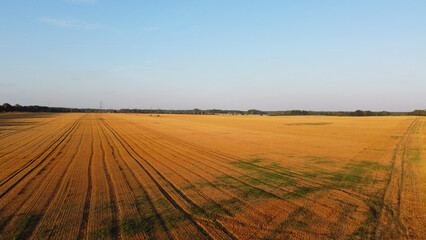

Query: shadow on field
<box><xmin>0</xmin><ymin>121</ymin><xmax>37</xmax><ymax>127</ymax></box>
<box><xmin>0</xmin><ymin>113</ymin><xmax>55</xmax><ymax>120</ymax></box>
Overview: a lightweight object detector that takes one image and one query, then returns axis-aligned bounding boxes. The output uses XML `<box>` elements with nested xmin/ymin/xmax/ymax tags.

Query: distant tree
<box><xmin>247</xmin><ymin>109</ymin><xmax>258</xmax><ymax>115</ymax></box>
<box><xmin>353</xmin><ymin>110</ymin><xmax>365</xmax><ymax>116</ymax></box>
<box><xmin>289</xmin><ymin>110</ymin><xmax>308</xmax><ymax>115</ymax></box>
<box><xmin>365</xmin><ymin>110</ymin><xmax>375</xmax><ymax>116</ymax></box>
<box><xmin>2</xmin><ymin>103</ymin><xmax>12</xmax><ymax>112</ymax></box>
<box><xmin>247</xmin><ymin>109</ymin><xmax>266</xmax><ymax>115</ymax></box>
<box><xmin>409</xmin><ymin>110</ymin><xmax>426</xmax><ymax>116</ymax></box>
<box><xmin>377</xmin><ymin>111</ymin><xmax>391</xmax><ymax>116</ymax></box>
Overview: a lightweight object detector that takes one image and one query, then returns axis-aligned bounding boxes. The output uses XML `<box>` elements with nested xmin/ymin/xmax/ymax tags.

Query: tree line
<box><xmin>1</xmin><ymin>103</ymin><xmax>425</xmax><ymax>116</ymax></box>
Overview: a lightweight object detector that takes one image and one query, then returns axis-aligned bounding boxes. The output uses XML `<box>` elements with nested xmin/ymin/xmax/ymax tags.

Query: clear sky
<box><xmin>1</xmin><ymin>0</ymin><xmax>425</xmax><ymax>111</ymax></box>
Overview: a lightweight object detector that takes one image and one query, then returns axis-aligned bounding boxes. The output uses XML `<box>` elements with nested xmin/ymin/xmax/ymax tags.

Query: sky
<box><xmin>0</xmin><ymin>0</ymin><xmax>425</xmax><ymax>111</ymax></box>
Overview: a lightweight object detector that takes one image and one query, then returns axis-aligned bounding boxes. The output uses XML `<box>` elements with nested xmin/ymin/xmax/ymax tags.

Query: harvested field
<box><xmin>0</xmin><ymin>113</ymin><xmax>424</xmax><ymax>239</ymax></box>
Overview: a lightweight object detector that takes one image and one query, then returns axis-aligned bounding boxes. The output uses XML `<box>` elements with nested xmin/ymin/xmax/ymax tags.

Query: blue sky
<box><xmin>1</xmin><ymin>0</ymin><xmax>425</xmax><ymax>111</ymax></box>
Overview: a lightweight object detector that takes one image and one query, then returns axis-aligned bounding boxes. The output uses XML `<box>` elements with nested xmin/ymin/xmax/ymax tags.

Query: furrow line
<box><xmin>97</xmin><ymin>118</ymin><xmax>173</xmax><ymax>239</ymax></box>
<box><xmin>77</xmin><ymin>119</ymin><xmax>94</xmax><ymax>240</ymax></box>
<box><xmin>0</xmin><ymin>115</ymin><xmax>83</xmax><ymax>199</ymax></box>
<box><xmin>373</xmin><ymin>118</ymin><xmax>419</xmax><ymax>238</ymax></box>
<box><xmin>0</xmin><ymin>114</ymin><xmax>85</xmax><ymax>238</ymax></box>
<box><xmin>114</xmin><ymin>116</ymin><xmax>368</xmax><ymax>203</ymax></box>
<box><xmin>112</xmin><ymin>121</ymin><xmax>337</xmax><ymax>211</ymax></box>
<box><xmin>100</xmin><ymin>118</ymin><xmax>218</xmax><ymax>240</ymax></box>
<box><xmin>0</xmin><ymin>115</ymin><xmax>58</xmax><ymax>140</ymax></box>
<box><xmin>0</xmin><ymin>120</ymin><xmax>64</xmax><ymax>162</ymax></box>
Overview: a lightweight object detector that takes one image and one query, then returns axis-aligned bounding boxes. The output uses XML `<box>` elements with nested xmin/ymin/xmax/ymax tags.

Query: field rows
<box><xmin>0</xmin><ymin>113</ymin><xmax>424</xmax><ymax>239</ymax></box>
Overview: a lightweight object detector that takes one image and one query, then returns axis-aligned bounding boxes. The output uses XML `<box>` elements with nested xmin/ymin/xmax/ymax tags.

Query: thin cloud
<box><xmin>103</xmin><ymin>90</ymin><xmax>117</xmax><ymax>95</ymax></box>
<box><xmin>0</xmin><ymin>83</ymin><xmax>16</xmax><ymax>87</ymax></box>
<box><xmin>65</xmin><ymin>0</ymin><xmax>98</xmax><ymax>5</ymax></box>
<box><xmin>39</xmin><ymin>17</ymin><xmax>75</xmax><ymax>28</ymax></box>
<box><xmin>38</xmin><ymin>17</ymin><xmax>114</xmax><ymax>31</ymax></box>
<box><xmin>143</xmin><ymin>27</ymin><xmax>159</xmax><ymax>31</ymax></box>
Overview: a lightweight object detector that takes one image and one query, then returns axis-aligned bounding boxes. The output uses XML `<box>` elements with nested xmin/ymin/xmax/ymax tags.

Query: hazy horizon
<box><xmin>1</xmin><ymin>1</ymin><xmax>425</xmax><ymax>111</ymax></box>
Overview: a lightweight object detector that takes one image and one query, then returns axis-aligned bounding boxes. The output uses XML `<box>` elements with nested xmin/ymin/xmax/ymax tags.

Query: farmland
<box><xmin>0</xmin><ymin>113</ymin><xmax>424</xmax><ymax>239</ymax></box>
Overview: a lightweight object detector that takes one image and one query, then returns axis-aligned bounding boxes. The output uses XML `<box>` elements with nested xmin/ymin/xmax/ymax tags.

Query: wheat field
<box><xmin>0</xmin><ymin>113</ymin><xmax>424</xmax><ymax>239</ymax></box>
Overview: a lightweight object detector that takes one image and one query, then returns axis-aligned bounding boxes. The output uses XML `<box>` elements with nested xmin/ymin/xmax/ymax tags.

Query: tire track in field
<box><xmin>113</xmin><ymin>116</ymin><xmax>360</xmax><ymax>192</ymax></box>
<box><xmin>116</xmin><ymin>132</ymin><xmax>235</xmax><ymax>216</ymax></box>
<box><xmin>373</xmin><ymin>118</ymin><xmax>419</xmax><ymax>239</ymax></box>
<box><xmin>126</xmin><ymin>119</ymin><xmax>370</xmax><ymax>207</ymax></box>
<box><xmin>125</xmin><ymin>133</ymin><xmax>349</xmax><ymax>234</ymax></box>
<box><xmin>97</xmin><ymin>118</ymin><xmax>173</xmax><ymax>240</ymax></box>
<box><xmin>107</xmin><ymin>127</ymin><xmax>290</xmax><ymax>237</ymax></box>
<box><xmin>100</xmin><ymin>131</ymin><xmax>120</xmax><ymax>240</ymax></box>
<box><xmin>0</xmin><ymin>127</ymin><xmax>61</xmax><ymax>174</ymax></box>
<box><xmin>77</xmin><ymin>119</ymin><xmax>94</xmax><ymax>240</ymax></box>
<box><xmin>109</xmin><ymin>116</ymin><xmax>369</xmax><ymax>237</ymax></box>
<box><xmin>159</xmin><ymin>127</ymin><xmax>367</xmax><ymax>201</ymax></box>
<box><xmin>115</xmin><ymin>127</ymin><xmax>283</xmax><ymax>222</ymax></box>
<box><xmin>115</xmin><ymin>121</ymin><xmax>343</xmax><ymax>211</ymax></box>
<box><xmin>100</xmin><ymin>119</ymin><xmax>222</xmax><ymax>240</ymax></box>
<box><xmin>0</xmin><ymin>116</ymin><xmax>59</xmax><ymax>148</ymax></box>
<box><xmin>100</xmin><ymin>115</ymin><xmax>173</xmax><ymax>239</ymax></box>
<box><xmin>0</xmin><ymin>119</ymin><xmax>77</xmax><ymax>188</ymax></box>
<box><xmin>0</xmin><ymin>115</ymin><xmax>58</xmax><ymax>140</ymax></box>
<box><xmin>0</xmin><ymin>119</ymin><xmax>76</xmax><ymax>188</ymax></box>
<box><xmin>0</xmin><ymin>115</ymin><xmax>85</xmax><ymax>237</ymax></box>
<box><xmin>108</xmin><ymin>119</ymin><xmax>364</xmax><ymax>238</ymax></box>
<box><xmin>0</xmin><ymin>120</ymin><xmax>63</xmax><ymax>161</ymax></box>
<box><xmin>96</xmin><ymin>119</ymin><xmax>129</xmax><ymax>235</ymax></box>
<box><xmin>0</xmin><ymin>115</ymin><xmax>83</xmax><ymax>199</ymax></box>
<box><xmin>27</xmin><ymin>115</ymin><xmax>87</xmax><ymax>239</ymax></box>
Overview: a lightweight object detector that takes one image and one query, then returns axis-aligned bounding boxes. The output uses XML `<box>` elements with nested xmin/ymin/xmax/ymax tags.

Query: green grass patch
<box><xmin>91</xmin><ymin>219</ymin><xmax>118</xmax><ymax>239</ymax></box>
<box><xmin>293</xmin><ymin>186</ymin><xmax>317</xmax><ymax>196</ymax></box>
<box><xmin>346</xmin><ymin>161</ymin><xmax>391</xmax><ymax>175</ymax></box>
<box><xmin>314</xmin><ymin>159</ymin><xmax>336</xmax><ymax>164</ymax></box>
<box><xmin>230</xmin><ymin>161</ymin><xmax>261</xmax><ymax>171</ymax></box>
<box><xmin>358</xmin><ymin>161</ymin><xmax>391</xmax><ymax>171</ymax></box>
<box><xmin>129</xmin><ymin>197</ymin><xmax>143</xmax><ymax>208</ymax></box>
<box><xmin>12</xmin><ymin>213</ymin><xmax>40</xmax><ymax>240</ymax></box>
<box><xmin>34</xmin><ymin>228</ymin><xmax>53</xmax><ymax>239</ymax></box>
<box><xmin>325</xmin><ymin>171</ymin><xmax>362</xmax><ymax>184</ymax></box>
<box><xmin>0</xmin><ymin>216</ymin><xmax>11</xmax><ymax>232</ymax></box>
<box><xmin>214</xmin><ymin>175</ymin><xmax>245</xmax><ymax>189</ymax></box>
<box><xmin>269</xmin><ymin>206</ymin><xmax>313</xmax><ymax>239</ymax></box>
<box><xmin>349</xmin><ymin>197</ymin><xmax>384</xmax><ymax>239</ymax></box>
<box><xmin>305</xmin><ymin>156</ymin><xmax>336</xmax><ymax>164</ymax></box>
<box><xmin>189</xmin><ymin>206</ymin><xmax>215</xmax><ymax>221</ymax></box>
<box><xmin>203</xmin><ymin>203</ymin><xmax>232</xmax><ymax>216</ymax></box>
<box><xmin>240</xmin><ymin>187</ymin><xmax>278</xmax><ymax>199</ymax></box>
<box><xmin>230</xmin><ymin>160</ymin><xmax>296</xmax><ymax>186</ymax></box>
<box><xmin>409</xmin><ymin>149</ymin><xmax>421</xmax><ymax>162</ymax></box>
<box><xmin>180</xmin><ymin>184</ymin><xmax>196</xmax><ymax>190</ymax></box>
<box><xmin>301</xmin><ymin>171</ymin><xmax>318</xmax><ymax>178</ymax></box>
<box><xmin>284</xmin><ymin>186</ymin><xmax>322</xmax><ymax>199</ymax></box>
<box><xmin>289</xmin><ymin>220</ymin><xmax>308</xmax><ymax>229</ymax></box>
<box><xmin>120</xmin><ymin>216</ymin><xmax>155</xmax><ymax>236</ymax></box>
<box><xmin>219</xmin><ymin>198</ymin><xmax>241</xmax><ymax>213</ymax></box>
<box><xmin>155</xmin><ymin>198</ymin><xmax>171</xmax><ymax>209</ymax></box>
<box><xmin>324</xmin><ymin>161</ymin><xmax>391</xmax><ymax>186</ymax></box>
<box><xmin>164</xmin><ymin>214</ymin><xmax>186</xmax><ymax>230</ymax></box>
<box><xmin>215</xmin><ymin>174</ymin><xmax>279</xmax><ymax>199</ymax></box>
<box><xmin>248</xmin><ymin>158</ymin><xmax>264</xmax><ymax>163</ymax></box>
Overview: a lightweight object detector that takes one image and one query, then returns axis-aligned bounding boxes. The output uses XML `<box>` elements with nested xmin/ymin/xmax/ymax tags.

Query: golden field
<box><xmin>0</xmin><ymin>113</ymin><xmax>424</xmax><ymax>239</ymax></box>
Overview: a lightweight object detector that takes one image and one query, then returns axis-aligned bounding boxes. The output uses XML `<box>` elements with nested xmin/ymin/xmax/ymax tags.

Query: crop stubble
<box><xmin>0</xmin><ymin>113</ymin><xmax>424</xmax><ymax>239</ymax></box>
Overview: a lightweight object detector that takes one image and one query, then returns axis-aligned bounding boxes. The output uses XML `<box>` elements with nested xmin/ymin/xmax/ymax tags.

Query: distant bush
<box><xmin>1</xmin><ymin>103</ymin><xmax>423</xmax><ymax>116</ymax></box>
<box><xmin>408</xmin><ymin>110</ymin><xmax>426</xmax><ymax>116</ymax></box>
